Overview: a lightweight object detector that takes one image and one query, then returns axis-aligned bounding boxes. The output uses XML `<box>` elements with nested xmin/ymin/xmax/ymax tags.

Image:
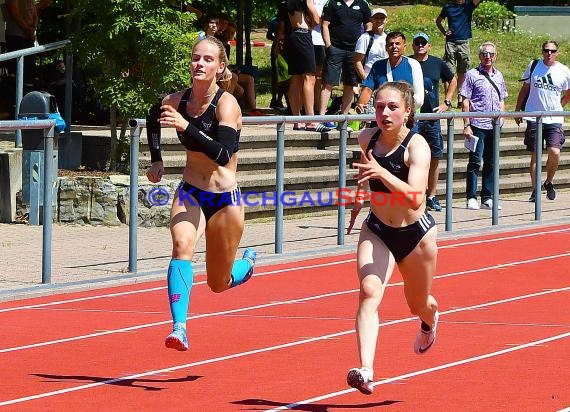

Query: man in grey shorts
<box><xmin>435</xmin><ymin>0</ymin><xmax>481</xmax><ymax>108</ymax></box>
<box><xmin>514</xmin><ymin>40</ymin><xmax>570</xmax><ymax>202</ymax></box>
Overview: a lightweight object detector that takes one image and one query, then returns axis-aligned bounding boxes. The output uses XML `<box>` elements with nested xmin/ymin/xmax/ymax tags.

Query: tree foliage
<box><xmin>70</xmin><ymin>0</ymin><xmax>197</xmax><ymax>119</ymax></box>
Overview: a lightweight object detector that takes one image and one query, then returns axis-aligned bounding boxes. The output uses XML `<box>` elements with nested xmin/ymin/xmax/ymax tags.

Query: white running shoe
<box><xmin>414</xmin><ymin>310</ymin><xmax>439</xmax><ymax>354</ymax></box>
<box><xmin>466</xmin><ymin>198</ymin><xmax>479</xmax><ymax>210</ymax></box>
<box><xmin>347</xmin><ymin>367</ymin><xmax>374</xmax><ymax>395</ymax></box>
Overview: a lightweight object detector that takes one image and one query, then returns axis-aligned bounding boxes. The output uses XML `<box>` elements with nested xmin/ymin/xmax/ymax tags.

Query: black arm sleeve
<box><xmin>146</xmin><ymin>101</ymin><xmax>162</xmax><ymax>163</ymax></box>
<box><xmin>181</xmin><ymin>123</ymin><xmax>238</xmax><ymax>166</ymax></box>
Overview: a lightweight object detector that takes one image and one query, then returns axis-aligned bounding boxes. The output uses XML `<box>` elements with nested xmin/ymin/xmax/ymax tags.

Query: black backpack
<box><xmin>518</xmin><ymin>59</ymin><xmax>539</xmax><ymax>111</ymax></box>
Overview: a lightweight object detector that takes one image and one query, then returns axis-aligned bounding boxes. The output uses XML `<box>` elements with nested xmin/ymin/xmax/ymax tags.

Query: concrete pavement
<box><xmin>1</xmin><ymin>189</ymin><xmax>569</xmax><ymax>301</ymax></box>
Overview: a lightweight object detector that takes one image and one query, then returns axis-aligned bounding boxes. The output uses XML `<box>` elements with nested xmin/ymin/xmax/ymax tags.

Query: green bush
<box><xmin>473</xmin><ymin>1</ymin><xmax>514</xmax><ymax>32</ymax></box>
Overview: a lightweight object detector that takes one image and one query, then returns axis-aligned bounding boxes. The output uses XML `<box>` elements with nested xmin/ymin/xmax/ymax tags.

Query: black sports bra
<box><xmin>176</xmin><ymin>87</ymin><xmax>240</xmax><ymax>153</ymax></box>
<box><xmin>365</xmin><ymin>129</ymin><xmax>414</xmax><ymax>193</ymax></box>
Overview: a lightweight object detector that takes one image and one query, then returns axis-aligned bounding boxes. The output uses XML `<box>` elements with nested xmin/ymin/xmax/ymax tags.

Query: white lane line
<box><xmin>1</xmin><ymin>226</ymin><xmax>567</xmax><ymax>313</ymax></box>
<box><xmin>1</xmin><ymin>254</ymin><xmax>569</xmax><ymax>353</ymax></box>
<box><xmin>0</xmin><ymin>260</ymin><xmax>354</xmax><ymax>313</ymax></box>
<box><xmin>438</xmin><ymin>227</ymin><xmax>569</xmax><ymax>249</ymax></box>
<box><xmin>267</xmin><ymin>331</ymin><xmax>570</xmax><ymax>411</ymax></box>
<box><xmin>1</xmin><ymin>288</ymin><xmax>569</xmax><ymax>406</ymax></box>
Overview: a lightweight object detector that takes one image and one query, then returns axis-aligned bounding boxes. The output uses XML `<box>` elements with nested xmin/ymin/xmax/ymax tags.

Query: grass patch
<box><xmin>246</xmin><ymin>4</ymin><xmax>570</xmax><ymax>112</ymax></box>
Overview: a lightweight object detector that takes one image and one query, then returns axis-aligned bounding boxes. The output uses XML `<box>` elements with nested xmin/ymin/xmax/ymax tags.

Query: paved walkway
<box><xmin>1</xmin><ymin>189</ymin><xmax>569</xmax><ymax>301</ymax></box>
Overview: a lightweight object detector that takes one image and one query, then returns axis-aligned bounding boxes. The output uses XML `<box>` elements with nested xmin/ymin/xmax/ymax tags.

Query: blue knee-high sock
<box><xmin>230</xmin><ymin>258</ymin><xmax>253</xmax><ymax>287</ymax></box>
<box><xmin>167</xmin><ymin>259</ymin><xmax>193</xmax><ymax>325</ymax></box>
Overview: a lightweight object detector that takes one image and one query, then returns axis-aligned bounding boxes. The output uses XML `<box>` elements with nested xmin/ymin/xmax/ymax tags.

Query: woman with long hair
<box><xmin>145</xmin><ymin>36</ymin><xmax>256</xmax><ymax>351</ymax></box>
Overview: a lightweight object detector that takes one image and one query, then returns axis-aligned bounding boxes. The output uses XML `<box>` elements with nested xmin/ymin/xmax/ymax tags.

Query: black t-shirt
<box><xmin>411</xmin><ymin>55</ymin><xmax>454</xmax><ymax>113</ymax></box>
<box><xmin>322</xmin><ymin>0</ymin><xmax>371</xmax><ymax>51</ymax></box>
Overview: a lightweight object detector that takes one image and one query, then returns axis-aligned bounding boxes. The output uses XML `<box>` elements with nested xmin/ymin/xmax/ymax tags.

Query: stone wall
<box><xmin>18</xmin><ymin>175</ymin><xmax>178</xmax><ymax>227</ymax></box>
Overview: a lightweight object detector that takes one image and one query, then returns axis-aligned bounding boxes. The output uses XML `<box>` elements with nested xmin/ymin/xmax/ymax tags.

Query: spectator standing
<box><xmin>356</xmin><ymin>32</ymin><xmax>424</xmax><ymax>114</ymax></box>
<box><xmin>409</xmin><ymin>32</ymin><xmax>457</xmax><ymax>212</ymax></box>
<box><xmin>318</xmin><ymin>0</ymin><xmax>371</xmax><ymax>125</ymax></box>
<box><xmin>435</xmin><ymin>0</ymin><xmax>481</xmax><ymax>108</ymax></box>
<box><xmin>460</xmin><ymin>42</ymin><xmax>507</xmax><ymax>211</ymax></box>
<box><xmin>354</xmin><ymin>8</ymin><xmax>388</xmax><ymax>83</ymax></box>
<box><xmin>514</xmin><ymin>40</ymin><xmax>570</xmax><ymax>203</ymax></box>
<box><xmin>4</xmin><ymin>0</ymin><xmax>37</xmax><ymax>84</ymax></box>
<box><xmin>284</xmin><ymin>0</ymin><xmax>328</xmax><ymax>131</ymax></box>
<box><xmin>267</xmin><ymin>12</ymin><xmax>286</xmax><ymax>110</ymax></box>
<box><xmin>311</xmin><ymin>0</ymin><xmax>326</xmax><ymax>113</ymax></box>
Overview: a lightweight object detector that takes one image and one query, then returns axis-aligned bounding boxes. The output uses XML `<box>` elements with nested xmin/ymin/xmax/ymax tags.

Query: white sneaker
<box><xmin>347</xmin><ymin>367</ymin><xmax>374</xmax><ymax>395</ymax></box>
<box><xmin>466</xmin><ymin>198</ymin><xmax>479</xmax><ymax>210</ymax></box>
<box><xmin>414</xmin><ymin>310</ymin><xmax>439</xmax><ymax>354</ymax></box>
<box><xmin>481</xmin><ymin>199</ymin><xmax>502</xmax><ymax>210</ymax></box>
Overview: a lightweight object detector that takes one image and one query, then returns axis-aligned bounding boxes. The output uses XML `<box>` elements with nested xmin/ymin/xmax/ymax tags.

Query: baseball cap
<box><xmin>413</xmin><ymin>32</ymin><xmax>430</xmax><ymax>43</ymax></box>
<box><xmin>371</xmin><ymin>8</ymin><xmax>388</xmax><ymax>17</ymax></box>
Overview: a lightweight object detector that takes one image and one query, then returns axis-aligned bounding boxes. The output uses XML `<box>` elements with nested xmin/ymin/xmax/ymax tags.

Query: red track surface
<box><xmin>1</xmin><ymin>225</ymin><xmax>569</xmax><ymax>411</ymax></box>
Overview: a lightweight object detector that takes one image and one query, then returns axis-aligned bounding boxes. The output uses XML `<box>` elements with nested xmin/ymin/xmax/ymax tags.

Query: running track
<box><xmin>1</xmin><ymin>224</ymin><xmax>569</xmax><ymax>411</ymax></box>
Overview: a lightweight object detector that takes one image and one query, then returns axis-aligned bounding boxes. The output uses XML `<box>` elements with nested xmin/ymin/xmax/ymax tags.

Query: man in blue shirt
<box><xmin>410</xmin><ymin>32</ymin><xmax>457</xmax><ymax>212</ymax></box>
<box><xmin>356</xmin><ymin>31</ymin><xmax>424</xmax><ymax>112</ymax></box>
<box><xmin>436</xmin><ymin>0</ymin><xmax>481</xmax><ymax>108</ymax></box>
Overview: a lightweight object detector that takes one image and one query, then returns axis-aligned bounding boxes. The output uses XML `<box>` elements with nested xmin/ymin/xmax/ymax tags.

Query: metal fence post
<box><xmin>492</xmin><ymin>117</ymin><xmax>501</xmax><ymax>225</ymax></box>
<box><xmin>275</xmin><ymin>121</ymin><xmax>285</xmax><ymax>254</ymax></box>
<box><xmin>42</xmin><ymin>123</ymin><xmax>55</xmax><ymax>284</ymax></box>
<box><xmin>337</xmin><ymin>118</ymin><xmax>348</xmax><ymax>246</ymax></box>
<box><xmin>129</xmin><ymin>122</ymin><xmax>140</xmax><ymax>272</ymax></box>
<box><xmin>534</xmin><ymin>116</ymin><xmax>543</xmax><ymax>221</ymax></box>
<box><xmin>15</xmin><ymin>57</ymin><xmax>24</xmax><ymax>148</ymax></box>
<box><xmin>445</xmin><ymin>117</ymin><xmax>455</xmax><ymax>231</ymax></box>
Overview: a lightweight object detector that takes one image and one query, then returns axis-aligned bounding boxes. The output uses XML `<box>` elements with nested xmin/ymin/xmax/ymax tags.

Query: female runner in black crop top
<box><xmin>145</xmin><ymin>36</ymin><xmax>256</xmax><ymax>352</ymax></box>
<box><xmin>345</xmin><ymin>81</ymin><xmax>440</xmax><ymax>395</ymax></box>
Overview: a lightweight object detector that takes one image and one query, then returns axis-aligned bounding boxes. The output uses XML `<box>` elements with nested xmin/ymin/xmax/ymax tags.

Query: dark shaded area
<box><xmin>232</xmin><ymin>398</ymin><xmax>402</xmax><ymax>411</ymax></box>
<box><xmin>32</xmin><ymin>373</ymin><xmax>201</xmax><ymax>391</ymax></box>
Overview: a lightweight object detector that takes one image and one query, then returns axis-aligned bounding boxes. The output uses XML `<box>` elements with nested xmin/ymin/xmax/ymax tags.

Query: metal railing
<box><xmin>0</xmin><ymin>119</ymin><xmax>56</xmax><ymax>283</ymax></box>
<box><xmin>4</xmin><ymin>110</ymin><xmax>569</xmax><ymax>283</ymax></box>
<box><xmin>128</xmin><ymin>110</ymin><xmax>569</xmax><ymax>269</ymax></box>
<box><xmin>0</xmin><ymin>40</ymin><xmax>73</xmax><ymax>146</ymax></box>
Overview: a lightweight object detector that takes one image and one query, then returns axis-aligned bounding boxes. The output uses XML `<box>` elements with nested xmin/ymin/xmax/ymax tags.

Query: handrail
<box><xmin>1</xmin><ymin>40</ymin><xmax>72</xmax><ymax>147</ymax></box>
<box><xmin>2</xmin><ymin>110</ymin><xmax>567</xmax><ymax>283</ymax></box>
<box><xmin>0</xmin><ymin>119</ymin><xmax>56</xmax><ymax>283</ymax></box>
<box><xmin>128</xmin><ymin>110</ymin><xmax>570</xmax><ymax>271</ymax></box>
<box><xmin>0</xmin><ymin>40</ymin><xmax>71</xmax><ymax>62</ymax></box>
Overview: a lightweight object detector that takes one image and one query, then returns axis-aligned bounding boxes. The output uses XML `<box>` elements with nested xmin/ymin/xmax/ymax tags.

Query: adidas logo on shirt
<box><xmin>534</xmin><ymin>73</ymin><xmax>560</xmax><ymax>92</ymax></box>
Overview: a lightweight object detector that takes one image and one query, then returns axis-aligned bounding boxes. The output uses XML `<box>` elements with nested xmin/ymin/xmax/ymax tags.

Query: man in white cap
<box><xmin>354</xmin><ymin>8</ymin><xmax>388</xmax><ymax>83</ymax></box>
<box><xmin>410</xmin><ymin>31</ymin><xmax>457</xmax><ymax>212</ymax></box>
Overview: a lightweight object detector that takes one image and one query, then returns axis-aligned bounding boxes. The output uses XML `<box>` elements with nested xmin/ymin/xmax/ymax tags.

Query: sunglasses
<box><xmin>413</xmin><ymin>40</ymin><xmax>427</xmax><ymax>46</ymax></box>
<box><xmin>543</xmin><ymin>48</ymin><xmax>558</xmax><ymax>54</ymax></box>
<box><xmin>480</xmin><ymin>51</ymin><xmax>495</xmax><ymax>57</ymax></box>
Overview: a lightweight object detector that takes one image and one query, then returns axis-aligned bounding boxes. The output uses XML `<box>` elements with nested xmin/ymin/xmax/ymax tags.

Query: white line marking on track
<box><xmin>1</xmin><ymin>226</ymin><xmax>567</xmax><ymax>313</ymax></box>
<box><xmin>1</xmin><ymin>255</ymin><xmax>569</xmax><ymax>353</ymax></box>
<box><xmin>1</xmin><ymin>287</ymin><xmax>569</xmax><ymax>406</ymax></box>
<box><xmin>267</xmin><ymin>331</ymin><xmax>570</xmax><ymax>411</ymax></box>
<box><xmin>0</xmin><ymin>260</ymin><xmax>354</xmax><ymax>313</ymax></box>
<box><xmin>438</xmin><ymin>227</ymin><xmax>569</xmax><ymax>249</ymax></box>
